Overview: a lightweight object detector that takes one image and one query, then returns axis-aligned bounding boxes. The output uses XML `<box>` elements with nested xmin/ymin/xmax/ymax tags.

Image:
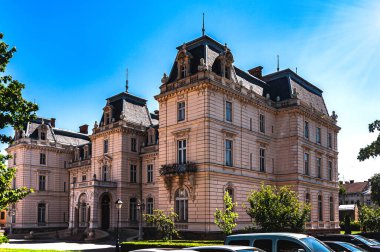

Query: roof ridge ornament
<box><xmin>126</xmin><ymin>68</ymin><xmax>129</xmax><ymax>93</ymax></box>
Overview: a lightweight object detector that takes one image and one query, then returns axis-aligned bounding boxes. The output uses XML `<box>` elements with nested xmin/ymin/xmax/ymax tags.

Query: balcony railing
<box><xmin>71</xmin><ymin>179</ymin><xmax>117</xmax><ymax>189</ymax></box>
<box><xmin>159</xmin><ymin>162</ymin><xmax>197</xmax><ymax>176</ymax></box>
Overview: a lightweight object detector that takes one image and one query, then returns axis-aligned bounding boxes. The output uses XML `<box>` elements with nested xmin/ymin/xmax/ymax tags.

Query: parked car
<box><xmin>316</xmin><ymin>234</ymin><xmax>380</xmax><ymax>252</ymax></box>
<box><xmin>225</xmin><ymin>232</ymin><xmax>333</xmax><ymax>252</ymax></box>
<box><xmin>131</xmin><ymin>249</ymin><xmax>198</xmax><ymax>252</ymax></box>
<box><xmin>323</xmin><ymin>241</ymin><xmax>368</xmax><ymax>252</ymax></box>
<box><xmin>184</xmin><ymin>245</ymin><xmax>265</xmax><ymax>252</ymax></box>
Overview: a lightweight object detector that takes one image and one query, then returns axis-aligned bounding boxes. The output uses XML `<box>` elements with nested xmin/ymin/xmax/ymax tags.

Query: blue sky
<box><xmin>1</xmin><ymin>0</ymin><xmax>380</xmax><ymax>181</ymax></box>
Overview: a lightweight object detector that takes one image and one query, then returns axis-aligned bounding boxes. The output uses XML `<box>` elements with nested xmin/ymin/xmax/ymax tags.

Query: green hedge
<box><xmin>340</xmin><ymin>221</ymin><xmax>361</xmax><ymax>231</ymax></box>
<box><xmin>121</xmin><ymin>240</ymin><xmax>223</xmax><ymax>251</ymax></box>
<box><xmin>0</xmin><ymin>235</ymin><xmax>9</xmax><ymax>244</ymax></box>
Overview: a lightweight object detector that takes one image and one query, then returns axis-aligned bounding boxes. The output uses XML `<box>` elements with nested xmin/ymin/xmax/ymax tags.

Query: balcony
<box><xmin>159</xmin><ymin>162</ymin><xmax>197</xmax><ymax>176</ymax></box>
<box><xmin>71</xmin><ymin>179</ymin><xmax>117</xmax><ymax>189</ymax></box>
<box><xmin>68</xmin><ymin>159</ymin><xmax>91</xmax><ymax>168</ymax></box>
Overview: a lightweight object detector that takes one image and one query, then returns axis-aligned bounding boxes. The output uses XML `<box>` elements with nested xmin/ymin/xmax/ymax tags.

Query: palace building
<box><xmin>6</xmin><ymin>34</ymin><xmax>340</xmax><ymax>233</ymax></box>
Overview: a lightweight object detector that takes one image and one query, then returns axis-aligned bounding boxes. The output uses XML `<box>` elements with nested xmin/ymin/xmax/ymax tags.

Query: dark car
<box><xmin>324</xmin><ymin>241</ymin><xmax>368</xmax><ymax>252</ymax></box>
<box><xmin>317</xmin><ymin>234</ymin><xmax>380</xmax><ymax>252</ymax></box>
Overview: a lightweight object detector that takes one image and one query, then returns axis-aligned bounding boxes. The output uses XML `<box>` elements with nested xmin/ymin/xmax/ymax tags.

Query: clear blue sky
<box><xmin>1</xmin><ymin>0</ymin><xmax>380</xmax><ymax>181</ymax></box>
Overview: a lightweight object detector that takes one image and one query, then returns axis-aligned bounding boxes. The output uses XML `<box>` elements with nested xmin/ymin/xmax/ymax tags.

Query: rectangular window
<box><xmin>328</xmin><ymin>160</ymin><xmax>333</xmax><ymax>181</ymax></box>
<box><xmin>177</xmin><ymin>140</ymin><xmax>187</xmax><ymax>165</ymax></box>
<box><xmin>73</xmin><ymin>177</ymin><xmax>77</xmax><ymax>183</ymax></box>
<box><xmin>38</xmin><ymin>203</ymin><xmax>46</xmax><ymax>224</ymax></box>
<box><xmin>13</xmin><ymin>153</ymin><xmax>16</xmax><ymax>165</ymax></box>
<box><xmin>318</xmin><ymin>195</ymin><xmax>323</xmax><ymax>221</ymax></box>
<box><xmin>316</xmin><ymin>157</ymin><xmax>322</xmax><ymax>178</ymax></box>
<box><xmin>249</xmin><ymin>118</ymin><xmax>252</xmax><ymax>131</ymax></box>
<box><xmin>304</xmin><ymin>153</ymin><xmax>310</xmax><ymax>175</ymax></box>
<box><xmin>103</xmin><ymin>139</ymin><xmax>108</xmax><ymax>153</ymax></box>
<box><xmin>130</xmin><ymin>165</ymin><xmax>137</xmax><ymax>183</ymax></box>
<box><xmin>147</xmin><ymin>164</ymin><xmax>153</xmax><ymax>183</ymax></box>
<box><xmin>304</xmin><ymin>121</ymin><xmax>309</xmax><ymax>139</ymax></box>
<box><xmin>130</xmin><ymin>198</ymin><xmax>137</xmax><ymax>221</ymax></box>
<box><xmin>39</xmin><ymin>175</ymin><xmax>46</xmax><ymax>191</ymax></box>
<box><xmin>225</xmin><ymin>140</ymin><xmax>233</xmax><ymax>166</ymax></box>
<box><xmin>146</xmin><ymin>198</ymin><xmax>154</xmax><ymax>215</ymax></box>
<box><xmin>259</xmin><ymin>114</ymin><xmax>265</xmax><ymax>133</ymax></box>
<box><xmin>180</xmin><ymin>64</ymin><xmax>186</xmax><ymax>78</ymax></box>
<box><xmin>259</xmin><ymin>148</ymin><xmax>265</xmax><ymax>172</ymax></box>
<box><xmin>82</xmin><ymin>175</ymin><xmax>86</xmax><ymax>182</ymax></box>
<box><xmin>40</xmin><ymin>153</ymin><xmax>46</xmax><ymax>165</ymax></box>
<box><xmin>328</xmin><ymin>133</ymin><xmax>332</xmax><ymax>148</ymax></box>
<box><xmin>177</xmin><ymin>101</ymin><xmax>185</xmax><ymax>121</ymax></box>
<box><xmin>225</xmin><ymin>101</ymin><xmax>232</xmax><ymax>122</ymax></box>
<box><xmin>316</xmin><ymin>127</ymin><xmax>321</xmax><ymax>144</ymax></box>
<box><xmin>41</xmin><ymin>132</ymin><xmax>46</xmax><ymax>140</ymax></box>
<box><xmin>63</xmin><ymin>182</ymin><xmax>66</xmax><ymax>192</ymax></box>
<box><xmin>131</xmin><ymin>138</ymin><xmax>137</xmax><ymax>152</ymax></box>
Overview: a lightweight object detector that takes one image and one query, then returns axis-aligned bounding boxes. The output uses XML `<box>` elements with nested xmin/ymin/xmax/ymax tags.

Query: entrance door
<box><xmin>101</xmin><ymin>194</ymin><xmax>110</xmax><ymax>229</ymax></box>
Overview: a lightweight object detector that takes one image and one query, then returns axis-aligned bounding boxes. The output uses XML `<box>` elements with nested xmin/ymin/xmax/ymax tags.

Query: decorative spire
<box><xmin>202</xmin><ymin>13</ymin><xmax>205</xmax><ymax>36</ymax></box>
<box><xmin>125</xmin><ymin>68</ymin><xmax>129</xmax><ymax>93</ymax></box>
<box><xmin>277</xmin><ymin>55</ymin><xmax>280</xmax><ymax>72</ymax></box>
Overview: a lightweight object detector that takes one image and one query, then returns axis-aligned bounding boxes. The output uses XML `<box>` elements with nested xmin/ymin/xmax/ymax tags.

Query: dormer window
<box><xmin>104</xmin><ymin>113</ymin><xmax>110</xmax><ymax>125</ymax></box>
<box><xmin>180</xmin><ymin>64</ymin><xmax>187</xmax><ymax>78</ymax></box>
<box><xmin>84</xmin><ymin>146</ymin><xmax>88</xmax><ymax>159</ymax></box>
<box><xmin>41</xmin><ymin>132</ymin><xmax>46</xmax><ymax>140</ymax></box>
<box><xmin>225</xmin><ymin>65</ymin><xmax>230</xmax><ymax>79</ymax></box>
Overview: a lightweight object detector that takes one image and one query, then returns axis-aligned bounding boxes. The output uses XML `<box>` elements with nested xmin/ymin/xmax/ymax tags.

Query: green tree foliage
<box><xmin>370</xmin><ymin>173</ymin><xmax>380</xmax><ymax>205</ymax></box>
<box><xmin>0</xmin><ymin>33</ymin><xmax>37</xmax><ymax>209</ymax></box>
<box><xmin>358</xmin><ymin>120</ymin><xmax>380</xmax><ymax>161</ymax></box>
<box><xmin>339</xmin><ymin>183</ymin><xmax>346</xmax><ymax>196</ymax></box>
<box><xmin>246</xmin><ymin>184</ymin><xmax>311</xmax><ymax>232</ymax></box>
<box><xmin>144</xmin><ymin>209</ymin><xmax>179</xmax><ymax>241</ymax></box>
<box><xmin>358</xmin><ymin>205</ymin><xmax>380</xmax><ymax>232</ymax></box>
<box><xmin>214</xmin><ymin>191</ymin><xmax>239</xmax><ymax>235</ymax></box>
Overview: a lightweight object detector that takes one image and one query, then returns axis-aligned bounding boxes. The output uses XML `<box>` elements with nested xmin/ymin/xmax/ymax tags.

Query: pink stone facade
<box><xmin>6</xmin><ymin>35</ymin><xmax>340</xmax><ymax>233</ymax></box>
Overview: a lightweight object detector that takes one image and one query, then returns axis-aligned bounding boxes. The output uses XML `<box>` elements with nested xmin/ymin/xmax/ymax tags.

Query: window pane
<box><xmin>254</xmin><ymin>239</ymin><xmax>272</xmax><ymax>251</ymax></box>
<box><xmin>277</xmin><ymin>240</ymin><xmax>304</xmax><ymax>252</ymax></box>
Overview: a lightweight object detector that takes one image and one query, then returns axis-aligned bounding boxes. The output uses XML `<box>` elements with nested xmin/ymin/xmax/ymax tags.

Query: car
<box><xmin>225</xmin><ymin>232</ymin><xmax>333</xmax><ymax>252</ymax></box>
<box><xmin>316</xmin><ymin>234</ymin><xmax>380</xmax><ymax>252</ymax></box>
<box><xmin>323</xmin><ymin>241</ymin><xmax>368</xmax><ymax>252</ymax></box>
<box><xmin>131</xmin><ymin>249</ymin><xmax>198</xmax><ymax>252</ymax></box>
<box><xmin>183</xmin><ymin>245</ymin><xmax>265</xmax><ymax>252</ymax></box>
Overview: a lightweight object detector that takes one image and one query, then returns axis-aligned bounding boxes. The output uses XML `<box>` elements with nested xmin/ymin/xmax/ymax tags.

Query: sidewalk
<box><xmin>0</xmin><ymin>239</ymin><xmax>115</xmax><ymax>251</ymax></box>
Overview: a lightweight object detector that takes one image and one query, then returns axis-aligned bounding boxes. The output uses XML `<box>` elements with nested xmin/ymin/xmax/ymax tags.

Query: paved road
<box><xmin>0</xmin><ymin>239</ymin><xmax>115</xmax><ymax>251</ymax></box>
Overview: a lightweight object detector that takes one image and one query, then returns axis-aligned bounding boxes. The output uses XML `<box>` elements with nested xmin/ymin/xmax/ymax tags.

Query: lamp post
<box><xmin>115</xmin><ymin>199</ymin><xmax>123</xmax><ymax>252</ymax></box>
<box><xmin>9</xmin><ymin>207</ymin><xmax>16</xmax><ymax>235</ymax></box>
<box><xmin>137</xmin><ymin>199</ymin><xmax>145</xmax><ymax>241</ymax></box>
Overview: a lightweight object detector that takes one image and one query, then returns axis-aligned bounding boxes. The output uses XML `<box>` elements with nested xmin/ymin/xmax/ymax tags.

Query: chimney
<box><xmin>79</xmin><ymin>124</ymin><xmax>89</xmax><ymax>134</ymax></box>
<box><xmin>248</xmin><ymin>66</ymin><xmax>263</xmax><ymax>79</ymax></box>
<box><xmin>50</xmin><ymin>118</ymin><xmax>56</xmax><ymax>128</ymax></box>
<box><xmin>350</xmin><ymin>180</ymin><xmax>354</xmax><ymax>184</ymax></box>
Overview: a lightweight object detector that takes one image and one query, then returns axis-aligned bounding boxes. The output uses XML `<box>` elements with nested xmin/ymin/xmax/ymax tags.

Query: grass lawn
<box><xmin>340</xmin><ymin>230</ymin><xmax>361</xmax><ymax>234</ymax></box>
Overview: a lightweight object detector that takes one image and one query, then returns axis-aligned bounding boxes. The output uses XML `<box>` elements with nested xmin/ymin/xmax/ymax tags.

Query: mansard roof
<box><xmin>100</xmin><ymin>92</ymin><xmax>155</xmax><ymax>127</ymax></box>
<box><xmin>25</xmin><ymin>117</ymin><xmax>90</xmax><ymax>146</ymax></box>
<box><xmin>263</xmin><ymin>69</ymin><xmax>328</xmax><ymax>115</ymax></box>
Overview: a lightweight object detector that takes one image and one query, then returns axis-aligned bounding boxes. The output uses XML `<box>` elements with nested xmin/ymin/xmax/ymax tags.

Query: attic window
<box><xmin>104</xmin><ymin>113</ymin><xmax>111</xmax><ymax>125</ymax></box>
<box><xmin>180</xmin><ymin>64</ymin><xmax>187</xmax><ymax>78</ymax></box>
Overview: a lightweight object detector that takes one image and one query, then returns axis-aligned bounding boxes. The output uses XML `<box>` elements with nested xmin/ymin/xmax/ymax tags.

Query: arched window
<box><xmin>38</xmin><ymin>203</ymin><xmax>46</xmax><ymax>224</ymax></box>
<box><xmin>330</xmin><ymin>197</ymin><xmax>334</xmax><ymax>221</ymax></box>
<box><xmin>318</xmin><ymin>195</ymin><xmax>323</xmax><ymax>221</ymax></box>
<box><xmin>175</xmin><ymin>188</ymin><xmax>188</xmax><ymax>222</ymax></box>
<box><xmin>80</xmin><ymin>203</ymin><xmax>87</xmax><ymax>226</ymax></box>
<box><xmin>146</xmin><ymin>198</ymin><xmax>154</xmax><ymax>215</ymax></box>
<box><xmin>102</xmin><ymin>165</ymin><xmax>109</xmax><ymax>181</ymax></box>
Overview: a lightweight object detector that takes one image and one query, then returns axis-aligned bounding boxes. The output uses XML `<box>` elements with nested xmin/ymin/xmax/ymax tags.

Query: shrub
<box><xmin>0</xmin><ymin>235</ymin><xmax>9</xmax><ymax>244</ymax></box>
<box><xmin>144</xmin><ymin>208</ymin><xmax>179</xmax><ymax>241</ymax></box>
<box><xmin>214</xmin><ymin>191</ymin><xmax>239</xmax><ymax>235</ymax></box>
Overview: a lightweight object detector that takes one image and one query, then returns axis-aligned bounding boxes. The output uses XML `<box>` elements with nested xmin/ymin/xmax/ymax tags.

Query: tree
<box><xmin>0</xmin><ymin>33</ymin><xmax>37</xmax><ymax>209</ymax></box>
<box><xmin>246</xmin><ymin>184</ymin><xmax>311</xmax><ymax>232</ymax></box>
<box><xmin>358</xmin><ymin>205</ymin><xmax>380</xmax><ymax>232</ymax></box>
<box><xmin>370</xmin><ymin>173</ymin><xmax>380</xmax><ymax>205</ymax></box>
<box><xmin>358</xmin><ymin>120</ymin><xmax>380</xmax><ymax>161</ymax></box>
<box><xmin>214</xmin><ymin>191</ymin><xmax>239</xmax><ymax>235</ymax></box>
<box><xmin>144</xmin><ymin>209</ymin><xmax>179</xmax><ymax>241</ymax></box>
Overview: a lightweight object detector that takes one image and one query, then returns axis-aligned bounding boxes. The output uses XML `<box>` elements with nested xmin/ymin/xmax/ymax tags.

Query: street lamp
<box><xmin>115</xmin><ymin>199</ymin><xmax>123</xmax><ymax>252</ymax></box>
<box><xmin>137</xmin><ymin>199</ymin><xmax>145</xmax><ymax>241</ymax></box>
<box><xmin>9</xmin><ymin>207</ymin><xmax>16</xmax><ymax>235</ymax></box>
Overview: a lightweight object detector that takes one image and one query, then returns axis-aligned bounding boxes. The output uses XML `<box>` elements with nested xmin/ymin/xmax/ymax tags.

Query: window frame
<box><xmin>147</xmin><ymin>164</ymin><xmax>153</xmax><ymax>183</ymax></box>
<box><xmin>259</xmin><ymin>114</ymin><xmax>265</xmax><ymax>133</ymax></box>
<box><xmin>146</xmin><ymin>198</ymin><xmax>154</xmax><ymax>215</ymax></box>
<box><xmin>318</xmin><ymin>195</ymin><xmax>323</xmax><ymax>221</ymax></box>
<box><xmin>175</xmin><ymin>188</ymin><xmax>188</xmax><ymax>222</ymax></box>
<box><xmin>304</xmin><ymin>121</ymin><xmax>309</xmax><ymax>139</ymax></box>
<box><xmin>225</xmin><ymin>101</ymin><xmax>232</xmax><ymax>122</ymax></box>
<box><xmin>259</xmin><ymin>148</ymin><xmax>266</xmax><ymax>172</ymax></box>
<box><xmin>316</xmin><ymin>157</ymin><xmax>322</xmax><ymax>179</ymax></box>
<box><xmin>316</xmin><ymin>127</ymin><xmax>321</xmax><ymax>144</ymax></box>
<box><xmin>103</xmin><ymin>139</ymin><xmax>108</xmax><ymax>154</ymax></box>
<box><xmin>40</xmin><ymin>153</ymin><xmax>46</xmax><ymax>165</ymax></box>
<box><xmin>225</xmin><ymin>139</ymin><xmax>233</xmax><ymax>166</ymax></box>
<box><xmin>304</xmin><ymin>153</ymin><xmax>310</xmax><ymax>176</ymax></box>
<box><xmin>130</xmin><ymin>164</ymin><xmax>137</xmax><ymax>183</ymax></box>
<box><xmin>177</xmin><ymin>139</ymin><xmax>187</xmax><ymax>165</ymax></box>
<box><xmin>39</xmin><ymin>175</ymin><xmax>46</xmax><ymax>191</ymax></box>
<box><xmin>129</xmin><ymin>198</ymin><xmax>137</xmax><ymax>222</ymax></box>
<box><xmin>177</xmin><ymin>101</ymin><xmax>186</xmax><ymax>122</ymax></box>
<box><xmin>131</xmin><ymin>138</ymin><xmax>137</xmax><ymax>152</ymax></box>
<box><xmin>38</xmin><ymin>203</ymin><xmax>46</xmax><ymax>224</ymax></box>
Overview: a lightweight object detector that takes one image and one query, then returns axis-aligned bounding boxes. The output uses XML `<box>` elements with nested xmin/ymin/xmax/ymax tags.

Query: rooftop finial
<box><xmin>202</xmin><ymin>13</ymin><xmax>205</xmax><ymax>36</ymax></box>
<box><xmin>277</xmin><ymin>55</ymin><xmax>280</xmax><ymax>72</ymax></box>
<box><xmin>126</xmin><ymin>68</ymin><xmax>129</xmax><ymax>93</ymax></box>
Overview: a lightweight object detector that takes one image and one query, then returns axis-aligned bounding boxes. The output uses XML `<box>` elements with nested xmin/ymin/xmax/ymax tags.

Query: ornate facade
<box><xmin>7</xmin><ymin>34</ymin><xmax>340</xmax><ymax>233</ymax></box>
